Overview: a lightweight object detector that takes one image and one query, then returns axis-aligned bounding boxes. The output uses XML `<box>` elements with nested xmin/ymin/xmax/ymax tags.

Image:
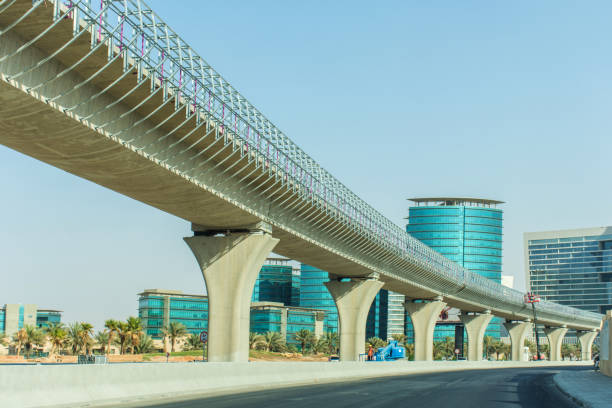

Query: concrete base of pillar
<box><xmin>184</xmin><ymin>232</ymin><xmax>278</xmax><ymax>362</ymax></box>
<box><xmin>325</xmin><ymin>279</ymin><xmax>383</xmax><ymax>362</ymax></box>
<box><xmin>405</xmin><ymin>299</ymin><xmax>447</xmax><ymax>361</ymax></box>
<box><xmin>504</xmin><ymin>321</ymin><xmax>532</xmax><ymax>361</ymax></box>
<box><xmin>576</xmin><ymin>330</ymin><xmax>598</xmax><ymax>361</ymax></box>
<box><xmin>460</xmin><ymin>312</ymin><xmax>493</xmax><ymax>361</ymax></box>
<box><xmin>544</xmin><ymin>326</ymin><xmax>568</xmax><ymax>361</ymax></box>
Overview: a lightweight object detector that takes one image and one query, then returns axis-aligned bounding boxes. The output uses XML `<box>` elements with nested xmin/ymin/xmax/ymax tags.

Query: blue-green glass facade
<box><xmin>249</xmin><ymin>305</ymin><xmax>323</xmax><ymax>345</ymax></box>
<box><xmin>139</xmin><ymin>290</ymin><xmax>325</xmax><ymax>344</ymax></box>
<box><xmin>366</xmin><ymin>290</ymin><xmax>389</xmax><ymax>340</ymax></box>
<box><xmin>138</xmin><ymin>291</ymin><xmax>208</xmax><ymax>339</ymax></box>
<box><xmin>250</xmin><ymin>307</ymin><xmax>282</xmax><ymax>334</ymax></box>
<box><xmin>252</xmin><ymin>260</ymin><xmax>300</xmax><ymax>306</ymax></box>
<box><xmin>406</xmin><ymin>199</ymin><xmax>504</xmax><ymax>340</ymax></box>
<box><xmin>0</xmin><ymin>305</ymin><xmax>62</xmax><ymax>335</ymax></box>
<box><xmin>299</xmin><ymin>264</ymin><xmax>338</xmax><ymax>333</ymax></box>
<box><xmin>36</xmin><ymin>310</ymin><xmax>62</xmax><ymax>329</ymax></box>
<box><xmin>527</xmin><ymin>228</ymin><xmax>612</xmax><ymax>315</ymax></box>
<box><xmin>286</xmin><ymin>309</ymin><xmax>317</xmax><ymax>344</ymax></box>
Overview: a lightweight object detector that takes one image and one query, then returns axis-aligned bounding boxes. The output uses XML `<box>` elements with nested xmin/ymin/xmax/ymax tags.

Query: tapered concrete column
<box><xmin>325</xmin><ymin>278</ymin><xmax>383</xmax><ymax>361</ymax></box>
<box><xmin>504</xmin><ymin>321</ymin><xmax>532</xmax><ymax>361</ymax></box>
<box><xmin>544</xmin><ymin>326</ymin><xmax>568</xmax><ymax>361</ymax></box>
<box><xmin>405</xmin><ymin>299</ymin><xmax>447</xmax><ymax>361</ymax></box>
<box><xmin>576</xmin><ymin>330</ymin><xmax>598</xmax><ymax>361</ymax></box>
<box><xmin>184</xmin><ymin>231</ymin><xmax>278</xmax><ymax>362</ymax></box>
<box><xmin>460</xmin><ymin>311</ymin><xmax>493</xmax><ymax>361</ymax></box>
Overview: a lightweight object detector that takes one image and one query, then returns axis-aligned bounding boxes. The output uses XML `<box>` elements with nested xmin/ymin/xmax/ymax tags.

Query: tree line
<box><xmin>0</xmin><ymin>318</ymin><xmax>208</xmax><ymax>358</ymax></box>
<box><xmin>249</xmin><ymin>329</ymin><xmax>339</xmax><ymax>355</ymax></box>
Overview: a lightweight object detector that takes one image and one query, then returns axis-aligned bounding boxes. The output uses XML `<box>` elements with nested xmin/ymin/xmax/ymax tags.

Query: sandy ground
<box><xmin>0</xmin><ymin>352</ymin><xmax>331</xmax><ymax>364</ymax></box>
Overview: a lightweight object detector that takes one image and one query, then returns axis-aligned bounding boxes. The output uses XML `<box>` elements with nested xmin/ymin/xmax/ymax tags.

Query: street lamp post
<box><xmin>524</xmin><ymin>292</ymin><xmax>541</xmax><ymax>360</ymax></box>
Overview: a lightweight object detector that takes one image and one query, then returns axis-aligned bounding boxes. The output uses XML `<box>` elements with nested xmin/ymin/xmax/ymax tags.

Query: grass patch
<box><xmin>249</xmin><ymin>349</ymin><xmax>283</xmax><ymax>358</ymax></box>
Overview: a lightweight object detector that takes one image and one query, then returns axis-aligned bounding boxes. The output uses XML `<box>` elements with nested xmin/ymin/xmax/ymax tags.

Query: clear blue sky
<box><xmin>1</xmin><ymin>1</ymin><xmax>610</xmax><ymax>332</ymax></box>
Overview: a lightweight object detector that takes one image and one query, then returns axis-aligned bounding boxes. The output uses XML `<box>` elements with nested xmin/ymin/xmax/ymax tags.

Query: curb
<box><xmin>552</xmin><ymin>372</ymin><xmax>591</xmax><ymax>408</ymax></box>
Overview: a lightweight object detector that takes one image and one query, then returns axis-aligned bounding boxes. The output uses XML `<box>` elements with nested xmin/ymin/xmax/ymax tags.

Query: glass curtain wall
<box><xmin>299</xmin><ymin>264</ymin><xmax>338</xmax><ymax>333</ymax></box>
<box><xmin>406</xmin><ymin>199</ymin><xmax>504</xmax><ymax>341</ymax></box>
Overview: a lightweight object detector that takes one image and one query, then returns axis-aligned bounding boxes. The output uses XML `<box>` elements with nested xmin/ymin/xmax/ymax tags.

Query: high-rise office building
<box><xmin>252</xmin><ymin>258</ymin><xmax>300</xmax><ymax>306</ymax></box>
<box><xmin>406</xmin><ymin>197</ymin><xmax>504</xmax><ymax>340</ymax></box>
<box><xmin>0</xmin><ymin>304</ymin><xmax>62</xmax><ymax>336</ymax></box>
<box><xmin>366</xmin><ymin>290</ymin><xmax>405</xmax><ymax>340</ymax></box>
<box><xmin>525</xmin><ymin>227</ymin><xmax>612</xmax><ymax>315</ymax></box>
<box><xmin>386</xmin><ymin>291</ymin><xmax>406</xmax><ymax>338</ymax></box>
<box><xmin>299</xmin><ymin>264</ymin><xmax>338</xmax><ymax>333</ymax></box>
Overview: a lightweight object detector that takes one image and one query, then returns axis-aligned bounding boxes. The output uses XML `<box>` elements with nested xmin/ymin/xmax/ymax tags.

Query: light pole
<box><xmin>524</xmin><ymin>292</ymin><xmax>541</xmax><ymax>360</ymax></box>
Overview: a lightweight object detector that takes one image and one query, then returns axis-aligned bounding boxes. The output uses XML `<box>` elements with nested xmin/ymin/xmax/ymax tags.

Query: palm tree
<box><xmin>22</xmin><ymin>325</ymin><xmax>45</xmax><ymax>358</ymax></box>
<box><xmin>405</xmin><ymin>343</ymin><xmax>415</xmax><ymax>360</ymax></box>
<box><xmin>185</xmin><ymin>333</ymin><xmax>203</xmax><ymax>351</ymax></box>
<box><xmin>262</xmin><ymin>331</ymin><xmax>283</xmax><ymax>352</ymax></box>
<box><xmin>115</xmin><ymin>322</ymin><xmax>130</xmax><ymax>355</ymax></box>
<box><xmin>433</xmin><ymin>337</ymin><xmax>454</xmax><ymax>360</ymax></box>
<box><xmin>135</xmin><ymin>334</ymin><xmax>155</xmax><ymax>354</ymax></box>
<box><xmin>562</xmin><ymin>343</ymin><xmax>578</xmax><ymax>360</ymax></box>
<box><xmin>104</xmin><ymin>319</ymin><xmax>120</xmax><ymax>355</ymax></box>
<box><xmin>524</xmin><ymin>339</ymin><xmax>536</xmax><ymax>357</ymax></box>
<box><xmin>0</xmin><ymin>331</ymin><xmax>7</xmax><ymax>347</ymax></box>
<box><xmin>492</xmin><ymin>341</ymin><xmax>504</xmax><ymax>360</ymax></box>
<box><xmin>126</xmin><ymin>317</ymin><xmax>143</xmax><ymax>354</ymax></box>
<box><xmin>166</xmin><ymin>322</ymin><xmax>187</xmax><ymax>352</ymax></box>
<box><xmin>540</xmin><ymin>343</ymin><xmax>550</xmax><ymax>360</ymax></box>
<box><xmin>391</xmin><ymin>333</ymin><xmax>407</xmax><ymax>346</ymax></box>
<box><xmin>161</xmin><ymin>325</ymin><xmax>169</xmax><ymax>354</ymax></box>
<box><xmin>94</xmin><ymin>331</ymin><xmax>110</xmax><ymax>354</ymax></box>
<box><xmin>14</xmin><ymin>328</ymin><xmax>28</xmax><ymax>357</ymax></box>
<box><xmin>367</xmin><ymin>337</ymin><xmax>386</xmax><ymax>350</ymax></box>
<box><xmin>323</xmin><ymin>331</ymin><xmax>339</xmax><ymax>354</ymax></box>
<box><xmin>483</xmin><ymin>336</ymin><xmax>496</xmax><ymax>359</ymax></box>
<box><xmin>249</xmin><ymin>332</ymin><xmax>263</xmax><ymax>350</ymax></box>
<box><xmin>66</xmin><ymin>323</ymin><xmax>83</xmax><ymax>355</ymax></box>
<box><xmin>79</xmin><ymin>323</ymin><xmax>94</xmax><ymax>355</ymax></box>
<box><xmin>45</xmin><ymin>322</ymin><xmax>67</xmax><ymax>357</ymax></box>
<box><xmin>294</xmin><ymin>329</ymin><xmax>314</xmax><ymax>353</ymax></box>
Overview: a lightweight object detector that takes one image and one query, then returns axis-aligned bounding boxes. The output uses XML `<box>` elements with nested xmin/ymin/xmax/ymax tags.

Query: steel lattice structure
<box><xmin>0</xmin><ymin>0</ymin><xmax>602</xmax><ymax>329</ymax></box>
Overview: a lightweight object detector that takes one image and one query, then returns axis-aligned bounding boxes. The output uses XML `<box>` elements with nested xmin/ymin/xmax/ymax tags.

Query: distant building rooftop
<box><xmin>1</xmin><ymin>305</ymin><xmax>63</xmax><ymax>313</ymax></box>
<box><xmin>139</xmin><ymin>289</ymin><xmax>208</xmax><ymax>299</ymax></box>
<box><xmin>408</xmin><ymin>197</ymin><xmax>504</xmax><ymax>207</ymax></box>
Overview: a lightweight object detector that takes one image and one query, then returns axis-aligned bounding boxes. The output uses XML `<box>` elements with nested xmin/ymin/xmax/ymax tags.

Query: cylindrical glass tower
<box><xmin>406</xmin><ymin>197</ymin><xmax>504</xmax><ymax>340</ymax></box>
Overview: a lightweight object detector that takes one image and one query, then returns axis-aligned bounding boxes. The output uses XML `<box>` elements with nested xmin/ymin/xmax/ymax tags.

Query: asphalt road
<box><xmin>122</xmin><ymin>366</ymin><xmax>582</xmax><ymax>408</ymax></box>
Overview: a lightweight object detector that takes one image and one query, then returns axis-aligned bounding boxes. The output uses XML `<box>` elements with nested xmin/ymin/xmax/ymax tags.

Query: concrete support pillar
<box><xmin>544</xmin><ymin>326</ymin><xmax>568</xmax><ymax>361</ymax></box>
<box><xmin>601</xmin><ymin>311</ymin><xmax>612</xmax><ymax>377</ymax></box>
<box><xmin>405</xmin><ymin>299</ymin><xmax>447</xmax><ymax>361</ymax></box>
<box><xmin>325</xmin><ymin>278</ymin><xmax>383</xmax><ymax>361</ymax></box>
<box><xmin>459</xmin><ymin>311</ymin><xmax>493</xmax><ymax>361</ymax></box>
<box><xmin>184</xmin><ymin>231</ymin><xmax>278</xmax><ymax>362</ymax></box>
<box><xmin>576</xmin><ymin>330</ymin><xmax>598</xmax><ymax>361</ymax></box>
<box><xmin>504</xmin><ymin>321</ymin><xmax>532</xmax><ymax>361</ymax></box>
